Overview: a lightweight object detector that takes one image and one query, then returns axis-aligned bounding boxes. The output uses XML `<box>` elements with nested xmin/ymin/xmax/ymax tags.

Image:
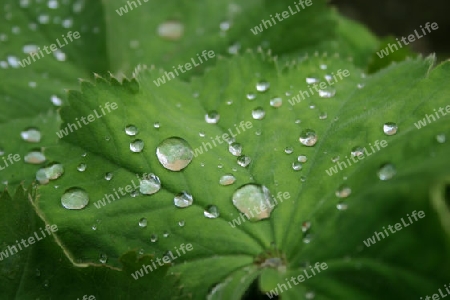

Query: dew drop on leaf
<box><xmin>150</xmin><ymin>234</ymin><xmax>158</xmax><ymax>242</ymax></box>
<box><xmin>61</xmin><ymin>187</ymin><xmax>89</xmax><ymax>210</ymax></box>
<box><xmin>174</xmin><ymin>191</ymin><xmax>193</xmax><ymax>208</ymax></box>
<box><xmin>139</xmin><ymin>174</ymin><xmax>161</xmax><ymax>195</ymax></box>
<box><xmin>24</xmin><ymin>151</ymin><xmax>45</xmax><ymax>164</ymax></box>
<box><xmin>21</xmin><ymin>128</ymin><xmax>41</xmax><ymax>143</ymax></box>
<box><xmin>306</xmin><ymin>77</ymin><xmax>319</xmax><ymax>84</ymax></box>
<box><xmin>125</xmin><ymin>125</ymin><xmax>138</xmax><ymax>136</ymax></box>
<box><xmin>335</xmin><ymin>185</ymin><xmax>351</xmax><ymax>198</ymax></box>
<box><xmin>270</xmin><ymin>97</ymin><xmax>282</xmax><ymax>108</ymax></box>
<box><xmin>436</xmin><ymin>134</ymin><xmax>446</xmax><ymax>143</ymax></box>
<box><xmin>252</xmin><ymin>107</ymin><xmax>265</xmax><ymax>120</ymax></box>
<box><xmin>318</xmin><ymin>88</ymin><xmax>336</xmax><ymax>98</ymax></box>
<box><xmin>157</xmin><ymin>20</ymin><xmax>184</xmax><ymax>40</ymax></box>
<box><xmin>139</xmin><ymin>218</ymin><xmax>147</xmax><ymax>228</ymax></box>
<box><xmin>284</xmin><ymin>147</ymin><xmax>293</xmax><ymax>154</ymax></box>
<box><xmin>156</xmin><ymin>137</ymin><xmax>193</xmax><ymax>171</ymax></box>
<box><xmin>178</xmin><ymin>220</ymin><xmax>185</xmax><ymax>227</ymax></box>
<box><xmin>50</xmin><ymin>95</ymin><xmax>62</xmax><ymax>106</ymax></box>
<box><xmin>246</xmin><ymin>93</ymin><xmax>256</xmax><ymax>100</ymax></box>
<box><xmin>383</xmin><ymin>122</ymin><xmax>398</xmax><ymax>136</ymax></box>
<box><xmin>237</xmin><ymin>155</ymin><xmax>251</xmax><ymax>167</ymax></box>
<box><xmin>99</xmin><ymin>253</ymin><xmax>108</xmax><ymax>264</ymax></box>
<box><xmin>351</xmin><ymin>146</ymin><xmax>364</xmax><ymax>157</ymax></box>
<box><xmin>219</xmin><ymin>174</ymin><xmax>236</xmax><ymax>186</ymax></box>
<box><xmin>336</xmin><ymin>202</ymin><xmax>348</xmax><ymax>210</ymax></box>
<box><xmin>154</xmin><ymin>122</ymin><xmax>160</xmax><ymax>129</ymax></box>
<box><xmin>377</xmin><ymin>163</ymin><xmax>396</xmax><ymax>180</ymax></box>
<box><xmin>232</xmin><ymin>184</ymin><xmax>276</xmax><ymax>221</ymax></box>
<box><xmin>205</xmin><ymin>110</ymin><xmax>220</xmax><ymax>124</ymax></box>
<box><xmin>292</xmin><ymin>162</ymin><xmax>302</xmax><ymax>171</ymax></box>
<box><xmin>229</xmin><ymin>142</ymin><xmax>242</xmax><ymax>156</ymax></box>
<box><xmin>256</xmin><ymin>81</ymin><xmax>270</xmax><ymax>92</ymax></box>
<box><xmin>77</xmin><ymin>163</ymin><xmax>86</xmax><ymax>172</ymax></box>
<box><xmin>299</xmin><ymin>129</ymin><xmax>318</xmax><ymax>146</ymax></box>
<box><xmin>104</xmin><ymin>172</ymin><xmax>113</xmax><ymax>181</ymax></box>
<box><xmin>297</xmin><ymin>155</ymin><xmax>308</xmax><ymax>163</ymax></box>
<box><xmin>204</xmin><ymin>205</ymin><xmax>219</xmax><ymax>218</ymax></box>
<box><xmin>130</xmin><ymin>139</ymin><xmax>144</xmax><ymax>152</ymax></box>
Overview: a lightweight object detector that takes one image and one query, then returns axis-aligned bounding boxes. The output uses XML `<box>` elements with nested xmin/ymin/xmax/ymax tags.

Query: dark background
<box><xmin>331</xmin><ymin>0</ymin><xmax>450</xmax><ymax>58</ymax></box>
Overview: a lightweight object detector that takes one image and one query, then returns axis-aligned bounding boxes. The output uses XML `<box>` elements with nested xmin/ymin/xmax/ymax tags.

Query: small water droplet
<box><xmin>335</xmin><ymin>185</ymin><xmax>351</xmax><ymax>198</ymax></box>
<box><xmin>130</xmin><ymin>139</ymin><xmax>144</xmax><ymax>152</ymax></box>
<box><xmin>99</xmin><ymin>253</ymin><xmax>108</xmax><ymax>264</ymax></box>
<box><xmin>229</xmin><ymin>142</ymin><xmax>242</xmax><ymax>156</ymax></box>
<box><xmin>77</xmin><ymin>163</ymin><xmax>86</xmax><ymax>172</ymax></box>
<box><xmin>331</xmin><ymin>156</ymin><xmax>340</xmax><ymax>163</ymax></box>
<box><xmin>306</xmin><ymin>77</ymin><xmax>319</xmax><ymax>84</ymax></box>
<box><xmin>163</xmin><ymin>230</ymin><xmax>170</xmax><ymax>237</ymax></box>
<box><xmin>302</xmin><ymin>221</ymin><xmax>311</xmax><ymax>232</ymax></box>
<box><xmin>300</xmin><ymin>176</ymin><xmax>306</xmax><ymax>182</ymax></box>
<box><xmin>336</xmin><ymin>202</ymin><xmax>348</xmax><ymax>210</ymax></box>
<box><xmin>204</xmin><ymin>205</ymin><xmax>220</xmax><ymax>218</ymax></box>
<box><xmin>256</xmin><ymin>81</ymin><xmax>270</xmax><ymax>92</ymax></box>
<box><xmin>319</xmin><ymin>112</ymin><xmax>328</xmax><ymax>120</ymax></box>
<box><xmin>92</xmin><ymin>224</ymin><xmax>97</xmax><ymax>230</ymax></box>
<box><xmin>50</xmin><ymin>95</ymin><xmax>62</xmax><ymax>106</ymax></box>
<box><xmin>305</xmin><ymin>291</ymin><xmax>316</xmax><ymax>299</ymax></box>
<box><xmin>292</xmin><ymin>162</ymin><xmax>302</xmax><ymax>171</ymax></box>
<box><xmin>318</xmin><ymin>88</ymin><xmax>336</xmax><ymax>98</ymax></box>
<box><xmin>232</xmin><ymin>184</ymin><xmax>275</xmax><ymax>221</ymax></box>
<box><xmin>303</xmin><ymin>233</ymin><xmax>313</xmax><ymax>243</ymax></box>
<box><xmin>436</xmin><ymin>134</ymin><xmax>446</xmax><ymax>143</ymax></box>
<box><xmin>139</xmin><ymin>174</ymin><xmax>161</xmax><ymax>195</ymax></box>
<box><xmin>61</xmin><ymin>188</ymin><xmax>89</xmax><ymax>210</ymax></box>
<box><xmin>156</xmin><ymin>137</ymin><xmax>193</xmax><ymax>171</ymax></box>
<box><xmin>125</xmin><ymin>125</ymin><xmax>138</xmax><ymax>136</ymax></box>
<box><xmin>383</xmin><ymin>122</ymin><xmax>398</xmax><ymax>136</ymax></box>
<box><xmin>104</xmin><ymin>172</ymin><xmax>113</xmax><ymax>181</ymax></box>
<box><xmin>139</xmin><ymin>218</ymin><xmax>147</xmax><ymax>228</ymax></box>
<box><xmin>205</xmin><ymin>111</ymin><xmax>220</xmax><ymax>124</ymax></box>
<box><xmin>237</xmin><ymin>155</ymin><xmax>251</xmax><ymax>167</ymax></box>
<box><xmin>246</xmin><ymin>93</ymin><xmax>256</xmax><ymax>100</ymax></box>
<box><xmin>21</xmin><ymin>128</ymin><xmax>41</xmax><ymax>143</ymax></box>
<box><xmin>174</xmin><ymin>191</ymin><xmax>193</xmax><ymax>208</ymax></box>
<box><xmin>351</xmin><ymin>147</ymin><xmax>364</xmax><ymax>157</ymax></box>
<box><xmin>252</xmin><ymin>107</ymin><xmax>265</xmax><ymax>120</ymax></box>
<box><xmin>178</xmin><ymin>220</ymin><xmax>185</xmax><ymax>227</ymax></box>
<box><xmin>150</xmin><ymin>234</ymin><xmax>158</xmax><ymax>242</ymax></box>
<box><xmin>157</xmin><ymin>20</ymin><xmax>184</xmax><ymax>40</ymax></box>
<box><xmin>377</xmin><ymin>163</ymin><xmax>396</xmax><ymax>180</ymax></box>
<box><xmin>297</xmin><ymin>155</ymin><xmax>307</xmax><ymax>163</ymax></box>
<box><xmin>154</xmin><ymin>122</ymin><xmax>160</xmax><ymax>129</ymax></box>
<box><xmin>284</xmin><ymin>147</ymin><xmax>293</xmax><ymax>154</ymax></box>
<box><xmin>24</xmin><ymin>151</ymin><xmax>45</xmax><ymax>164</ymax></box>
<box><xmin>219</xmin><ymin>174</ymin><xmax>236</xmax><ymax>186</ymax></box>
<box><xmin>299</xmin><ymin>129</ymin><xmax>318</xmax><ymax>146</ymax></box>
<box><xmin>270</xmin><ymin>97</ymin><xmax>282</xmax><ymax>108</ymax></box>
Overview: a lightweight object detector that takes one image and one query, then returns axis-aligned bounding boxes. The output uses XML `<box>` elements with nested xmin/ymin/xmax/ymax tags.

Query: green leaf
<box><xmin>34</xmin><ymin>50</ymin><xmax>450</xmax><ymax>299</ymax></box>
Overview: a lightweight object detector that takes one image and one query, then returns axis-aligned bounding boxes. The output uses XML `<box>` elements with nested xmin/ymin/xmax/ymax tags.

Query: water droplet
<box><xmin>139</xmin><ymin>248</ymin><xmax>144</xmax><ymax>255</ymax></box>
<box><xmin>21</xmin><ymin>128</ymin><xmax>41</xmax><ymax>143</ymax></box>
<box><xmin>174</xmin><ymin>191</ymin><xmax>193</xmax><ymax>208</ymax></box>
<box><xmin>204</xmin><ymin>205</ymin><xmax>220</xmax><ymax>218</ymax></box>
<box><xmin>130</xmin><ymin>139</ymin><xmax>144</xmax><ymax>153</ymax></box>
<box><xmin>23</xmin><ymin>44</ymin><xmax>38</xmax><ymax>54</ymax></box>
<box><xmin>246</xmin><ymin>93</ymin><xmax>256</xmax><ymax>100</ymax></box>
<box><xmin>24</xmin><ymin>151</ymin><xmax>45</xmax><ymax>164</ymax></box>
<box><xmin>270</xmin><ymin>97</ymin><xmax>282</xmax><ymax>108</ymax></box>
<box><xmin>125</xmin><ymin>125</ymin><xmax>138</xmax><ymax>136</ymax></box>
<box><xmin>50</xmin><ymin>95</ymin><xmax>62</xmax><ymax>106</ymax></box>
<box><xmin>336</xmin><ymin>202</ymin><xmax>348</xmax><ymax>210</ymax></box>
<box><xmin>256</xmin><ymin>81</ymin><xmax>270</xmax><ymax>92</ymax></box>
<box><xmin>319</xmin><ymin>112</ymin><xmax>328</xmax><ymax>120</ymax></box>
<box><xmin>61</xmin><ymin>188</ymin><xmax>89</xmax><ymax>210</ymax></box>
<box><xmin>335</xmin><ymin>185</ymin><xmax>351</xmax><ymax>198</ymax></box>
<box><xmin>139</xmin><ymin>174</ymin><xmax>161</xmax><ymax>195</ymax></box>
<box><xmin>205</xmin><ymin>111</ymin><xmax>220</xmax><ymax>124</ymax></box>
<box><xmin>157</xmin><ymin>20</ymin><xmax>184</xmax><ymax>40</ymax></box>
<box><xmin>104</xmin><ymin>172</ymin><xmax>113</xmax><ymax>181</ymax></box>
<box><xmin>7</xmin><ymin>56</ymin><xmax>20</xmax><ymax>68</ymax></box>
<box><xmin>292</xmin><ymin>162</ymin><xmax>302</xmax><ymax>171</ymax></box>
<box><xmin>219</xmin><ymin>174</ymin><xmax>236</xmax><ymax>186</ymax></box>
<box><xmin>377</xmin><ymin>163</ymin><xmax>396</xmax><ymax>180</ymax></box>
<box><xmin>320</xmin><ymin>64</ymin><xmax>327</xmax><ymax>70</ymax></box>
<box><xmin>302</xmin><ymin>221</ymin><xmax>311</xmax><ymax>232</ymax></box>
<box><xmin>436</xmin><ymin>134</ymin><xmax>446</xmax><ymax>143</ymax></box>
<box><xmin>163</xmin><ymin>231</ymin><xmax>170</xmax><ymax>237</ymax></box>
<box><xmin>383</xmin><ymin>122</ymin><xmax>398</xmax><ymax>136</ymax></box>
<box><xmin>305</xmin><ymin>291</ymin><xmax>316</xmax><ymax>299</ymax></box>
<box><xmin>229</xmin><ymin>142</ymin><xmax>242</xmax><ymax>156</ymax></box>
<box><xmin>154</xmin><ymin>122</ymin><xmax>160</xmax><ymax>129</ymax></box>
<box><xmin>252</xmin><ymin>107</ymin><xmax>265</xmax><ymax>120</ymax></box>
<box><xmin>303</xmin><ymin>233</ymin><xmax>313</xmax><ymax>243</ymax></box>
<box><xmin>99</xmin><ymin>253</ymin><xmax>108</xmax><ymax>264</ymax></box>
<box><xmin>357</xmin><ymin>83</ymin><xmax>365</xmax><ymax>89</ymax></box>
<box><xmin>178</xmin><ymin>220</ymin><xmax>185</xmax><ymax>227</ymax></box>
<box><xmin>297</xmin><ymin>155</ymin><xmax>307</xmax><ymax>163</ymax></box>
<box><xmin>299</xmin><ymin>129</ymin><xmax>318</xmax><ymax>146</ymax></box>
<box><xmin>219</xmin><ymin>21</ymin><xmax>231</xmax><ymax>31</ymax></box>
<box><xmin>228</xmin><ymin>42</ymin><xmax>241</xmax><ymax>54</ymax></box>
<box><xmin>318</xmin><ymin>88</ymin><xmax>336</xmax><ymax>98</ymax></box>
<box><xmin>300</xmin><ymin>176</ymin><xmax>306</xmax><ymax>182</ymax></box>
<box><xmin>92</xmin><ymin>224</ymin><xmax>97</xmax><ymax>230</ymax></box>
<box><xmin>351</xmin><ymin>147</ymin><xmax>364</xmax><ymax>157</ymax></box>
<box><xmin>156</xmin><ymin>137</ymin><xmax>193</xmax><ymax>171</ymax></box>
<box><xmin>232</xmin><ymin>184</ymin><xmax>275</xmax><ymax>221</ymax></box>
<box><xmin>139</xmin><ymin>218</ymin><xmax>147</xmax><ymax>228</ymax></box>
<box><xmin>150</xmin><ymin>234</ymin><xmax>158</xmax><ymax>242</ymax></box>
<box><xmin>237</xmin><ymin>155</ymin><xmax>251</xmax><ymax>167</ymax></box>
<box><xmin>306</xmin><ymin>77</ymin><xmax>319</xmax><ymax>84</ymax></box>
<box><xmin>284</xmin><ymin>147</ymin><xmax>293</xmax><ymax>154</ymax></box>
<box><xmin>331</xmin><ymin>156</ymin><xmax>340</xmax><ymax>163</ymax></box>
<box><xmin>77</xmin><ymin>163</ymin><xmax>86</xmax><ymax>172</ymax></box>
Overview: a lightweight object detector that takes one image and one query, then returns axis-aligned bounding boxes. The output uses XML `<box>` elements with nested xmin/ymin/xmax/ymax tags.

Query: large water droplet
<box><xmin>130</xmin><ymin>139</ymin><xmax>144</xmax><ymax>152</ymax></box>
<box><xmin>383</xmin><ymin>122</ymin><xmax>398</xmax><ymax>136</ymax></box>
<box><xmin>377</xmin><ymin>163</ymin><xmax>396</xmax><ymax>180</ymax></box>
<box><xmin>237</xmin><ymin>155</ymin><xmax>251</xmax><ymax>167</ymax></box>
<box><xmin>256</xmin><ymin>81</ymin><xmax>270</xmax><ymax>92</ymax></box>
<box><xmin>157</xmin><ymin>20</ymin><xmax>184</xmax><ymax>40</ymax></box>
<box><xmin>252</xmin><ymin>107</ymin><xmax>265</xmax><ymax>120</ymax></box>
<box><xmin>61</xmin><ymin>188</ymin><xmax>89</xmax><ymax>210</ymax></box>
<box><xmin>219</xmin><ymin>174</ymin><xmax>236</xmax><ymax>186</ymax></box>
<box><xmin>232</xmin><ymin>184</ymin><xmax>276</xmax><ymax>221</ymax></box>
<box><xmin>24</xmin><ymin>151</ymin><xmax>45</xmax><ymax>164</ymax></box>
<box><xmin>229</xmin><ymin>142</ymin><xmax>242</xmax><ymax>156</ymax></box>
<box><xmin>174</xmin><ymin>191</ymin><xmax>193</xmax><ymax>208</ymax></box>
<box><xmin>299</xmin><ymin>129</ymin><xmax>318</xmax><ymax>146</ymax></box>
<box><xmin>335</xmin><ymin>185</ymin><xmax>351</xmax><ymax>198</ymax></box>
<box><xmin>205</xmin><ymin>111</ymin><xmax>220</xmax><ymax>124</ymax></box>
<box><xmin>21</xmin><ymin>128</ymin><xmax>41</xmax><ymax>143</ymax></box>
<box><xmin>125</xmin><ymin>125</ymin><xmax>138</xmax><ymax>136</ymax></box>
<box><xmin>156</xmin><ymin>137</ymin><xmax>193</xmax><ymax>171</ymax></box>
<box><xmin>139</xmin><ymin>174</ymin><xmax>161</xmax><ymax>195</ymax></box>
<box><xmin>204</xmin><ymin>205</ymin><xmax>220</xmax><ymax>218</ymax></box>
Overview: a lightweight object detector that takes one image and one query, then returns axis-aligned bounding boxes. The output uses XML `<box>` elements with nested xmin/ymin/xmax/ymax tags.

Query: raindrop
<box><xmin>318</xmin><ymin>88</ymin><xmax>336</xmax><ymax>98</ymax></box>
<box><xmin>125</xmin><ymin>125</ymin><xmax>138</xmax><ymax>136</ymax></box>
<box><xmin>300</xmin><ymin>176</ymin><xmax>306</xmax><ymax>182</ymax></box>
<box><xmin>163</xmin><ymin>231</ymin><xmax>169</xmax><ymax>237</ymax></box>
<box><xmin>383</xmin><ymin>122</ymin><xmax>398</xmax><ymax>136</ymax></box>
<box><xmin>297</xmin><ymin>155</ymin><xmax>307</xmax><ymax>163</ymax></box>
<box><xmin>303</xmin><ymin>233</ymin><xmax>313</xmax><ymax>243</ymax></box>
<box><xmin>229</xmin><ymin>142</ymin><xmax>242</xmax><ymax>156</ymax></box>
<box><xmin>299</xmin><ymin>129</ymin><xmax>318</xmax><ymax>146</ymax></box>
<box><xmin>252</xmin><ymin>107</ymin><xmax>265</xmax><ymax>120</ymax></box>
<box><xmin>50</xmin><ymin>95</ymin><xmax>62</xmax><ymax>106</ymax></box>
<box><xmin>204</xmin><ymin>205</ymin><xmax>220</xmax><ymax>218</ymax></box>
<box><xmin>130</xmin><ymin>139</ymin><xmax>144</xmax><ymax>152</ymax></box>
<box><xmin>150</xmin><ymin>234</ymin><xmax>158</xmax><ymax>242</ymax></box>
<box><xmin>219</xmin><ymin>174</ymin><xmax>236</xmax><ymax>186</ymax></box>
<box><xmin>436</xmin><ymin>134</ymin><xmax>446</xmax><ymax>143</ymax></box>
<box><xmin>237</xmin><ymin>155</ymin><xmax>251</xmax><ymax>167</ymax></box>
<box><xmin>48</xmin><ymin>0</ymin><xmax>58</xmax><ymax>9</ymax></box>
<box><xmin>77</xmin><ymin>163</ymin><xmax>86</xmax><ymax>172</ymax></box>
<box><xmin>292</xmin><ymin>162</ymin><xmax>302</xmax><ymax>171</ymax></box>
<box><xmin>104</xmin><ymin>172</ymin><xmax>113</xmax><ymax>181</ymax></box>
<box><xmin>335</xmin><ymin>185</ymin><xmax>351</xmax><ymax>198</ymax></box>
<box><xmin>21</xmin><ymin>128</ymin><xmax>41</xmax><ymax>143</ymax></box>
<box><xmin>219</xmin><ymin>21</ymin><xmax>231</xmax><ymax>31</ymax></box>
<box><xmin>377</xmin><ymin>163</ymin><xmax>396</xmax><ymax>180</ymax></box>
<box><xmin>130</xmin><ymin>189</ymin><xmax>140</xmax><ymax>197</ymax></box>
<box><xmin>351</xmin><ymin>147</ymin><xmax>364</xmax><ymax>157</ymax></box>
<box><xmin>92</xmin><ymin>224</ymin><xmax>97</xmax><ymax>230</ymax></box>
<box><xmin>319</xmin><ymin>112</ymin><xmax>328</xmax><ymax>120</ymax></box>
<box><xmin>174</xmin><ymin>191</ymin><xmax>193</xmax><ymax>208</ymax></box>
<box><xmin>270</xmin><ymin>97</ymin><xmax>282</xmax><ymax>108</ymax></box>
<box><xmin>139</xmin><ymin>218</ymin><xmax>147</xmax><ymax>228</ymax></box>
<box><xmin>246</xmin><ymin>93</ymin><xmax>256</xmax><ymax>100</ymax></box>
<box><xmin>301</xmin><ymin>221</ymin><xmax>311</xmax><ymax>232</ymax></box>
<box><xmin>7</xmin><ymin>56</ymin><xmax>20</xmax><ymax>68</ymax></box>
<box><xmin>157</xmin><ymin>20</ymin><xmax>184</xmax><ymax>40</ymax></box>
<box><xmin>231</xmin><ymin>184</ymin><xmax>276</xmax><ymax>221</ymax></box>
<box><xmin>154</xmin><ymin>122</ymin><xmax>160</xmax><ymax>129</ymax></box>
<box><xmin>284</xmin><ymin>147</ymin><xmax>293</xmax><ymax>154</ymax></box>
<box><xmin>336</xmin><ymin>202</ymin><xmax>348</xmax><ymax>210</ymax></box>
<box><xmin>99</xmin><ymin>253</ymin><xmax>107</xmax><ymax>264</ymax></box>
<box><xmin>305</xmin><ymin>291</ymin><xmax>316</xmax><ymax>299</ymax></box>
<box><xmin>306</xmin><ymin>77</ymin><xmax>319</xmax><ymax>84</ymax></box>
<box><xmin>331</xmin><ymin>156</ymin><xmax>340</xmax><ymax>163</ymax></box>
<box><xmin>256</xmin><ymin>81</ymin><xmax>270</xmax><ymax>92</ymax></box>
<box><xmin>23</xmin><ymin>44</ymin><xmax>38</xmax><ymax>54</ymax></box>
<box><xmin>24</xmin><ymin>151</ymin><xmax>45</xmax><ymax>164</ymax></box>
<box><xmin>178</xmin><ymin>220</ymin><xmax>185</xmax><ymax>227</ymax></box>
<box><xmin>61</xmin><ymin>188</ymin><xmax>89</xmax><ymax>209</ymax></box>
<box><xmin>228</xmin><ymin>42</ymin><xmax>240</xmax><ymax>54</ymax></box>
<box><xmin>156</xmin><ymin>137</ymin><xmax>194</xmax><ymax>171</ymax></box>
<box><xmin>139</xmin><ymin>174</ymin><xmax>161</xmax><ymax>195</ymax></box>
<box><xmin>43</xmin><ymin>163</ymin><xmax>64</xmax><ymax>180</ymax></box>
<box><xmin>205</xmin><ymin>111</ymin><xmax>220</xmax><ymax>124</ymax></box>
